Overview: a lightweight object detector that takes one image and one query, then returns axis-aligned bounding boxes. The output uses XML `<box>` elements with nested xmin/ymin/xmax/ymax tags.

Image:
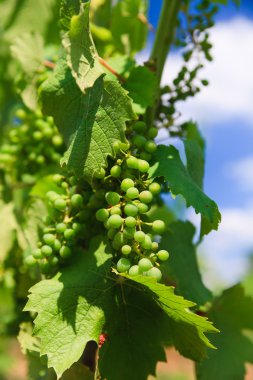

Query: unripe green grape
<box><xmin>40</xmin><ymin>260</ymin><xmax>51</xmax><ymax>274</ymax></box>
<box><xmin>61</xmin><ymin>181</ymin><xmax>68</xmax><ymax>189</ymax></box>
<box><xmin>121</xmin><ymin>178</ymin><xmax>135</xmax><ymax>192</ymax></box>
<box><xmin>134</xmin><ymin>230</ymin><xmax>145</xmax><ymax>242</ymax></box>
<box><xmin>138</xmin><ymin>258</ymin><xmax>153</xmax><ymax>272</ymax></box>
<box><xmin>139</xmin><ymin>190</ymin><xmax>153</xmax><ymax>204</ymax></box>
<box><xmin>126</xmin><ymin>187</ymin><xmax>139</xmax><ymax>200</ymax></box>
<box><xmin>94</xmin><ymin>168</ymin><xmax>105</xmax><ymax>179</ymax></box>
<box><xmin>52</xmin><ymin>135</ymin><xmax>63</xmax><ymax>147</ymax></box>
<box><xmin>132</xmin><ymin>121</ymin><xmax>147</xmax><ymax>133</ymax></box>
<box><xmin>96</xmin><ymin>208</ymin><xmax>109</xmax><ymax>222</ymax></box>
<box><xmin>15</xmin><ymin>108</ymin><xmax>27</xmax><ymax>120</ymax></box>
<box><xmin>107</xmin><ymin>228</ymin><xmax>117</xmax><ymax>239</ymax></box>
<box><xmin>123</xmin><ymin>227</ymin><xmax>135</xmax><ymax>239</ymax></box>
<box><xmin>33</xmin><ymin>131</ymin><xmax>43</xmax><ymax>141</ymax></box>
<box><xmin>43</xmin><ymin>127</ymin><xmax>53</xmax><ymax>138</ymax></box>
<box><xmin>149</xmin><ymin>182</ymin><xmax>161</xmax><ymax>195</ymax></box>
<box><xmin>108</xmin><ymin>214</ymin><xmax>123</xmax><ymax>228</ymax></box>
<box><xmin>157</xmin><ymin>250</ymin><xmax>169</xmax><ymax>261</ymax></box>
<box><xmin>53</xmin><ymin>239</ymin><xmax>61</xmax><ymax>251</ymax></box>
<box><xmin>112</xmin><ymin>232</ymin><xmax>126</xmax><ymax>249</ymax></box>
<box><xmin>125</xmin><ymin>216</ymin><xmax>136</xmax><ymax>228</ymax></box>
<box><xmin>133</xmin><ymin>135</ymin><xmax>147</xmax><ymax>148</ymax></box>
<box><xmin>56</xmin><ymin>223</ymin><xmax>67</xmax><ymax>234</ymax></box>
<box><xmin>151</xmin><ymin>242</ymin><xmax>159</xmax><ymax>251</ymax></box>
<box><xmin>117</xmin><ymin>258</ymin><xmax>131</xmax><ymax>273</ymax></box>
<box><xmin>110</xmin><ymin>165</ymin><xmax>121</xmax><ymax>178</ymax></box>
<box><xmin>152</xmin><ymin>220</ymin><xmax>166</xmax><ymax>234</ymax></box>
<box><xmin>43</xmin><ymin>234</ymin><xmax>55</xmax><ymax>246</ymax></box>
<box><xmin>147</xmin><ymin>127</ymin><xmax>158</xmax><ymax>139</ymax></box>
<box><xmin>41</xmin><ymin>245</ymin><xmax>53</xmax><ymax>257</ymax></box>
<box><xmin>124</xmin><ymin>203</ymin><xmax>138</xmax><ymax>217</ymax></box>
<box><xmin>149</xmin><ymin>253</ymin><xmax>158</xmax><ymax>263</ymax></box>
<box><xmin>137</xmin><ymin>202</ymin><xmax>149</xmax><ymax>214</ymax></box>
<box><xmin>54</xmin><ymin>198</ymin><xmax>66</xmax><ymax>211</ymax></box>
<box><xmin>141</xmin><ymin>235</ymin><xmax>152</xmax><ymax>250</ymax></box>
<box><xmin>110</xmin><ymin>206</ymin><xmax>122</xmax><ymax>215</ymax></box>
<box><xmin>32</xmin><ymin>248</ymin><xmax>43</xmax><ymax>259</ymax></box>
<box><xmin>121</xmin><ymin>245</ymin><xmax>132</xmax><ymax>255</ymax></box>
<box><xmin>146</xmin><ymin>267</ymin><xmax>162</xmax><ymax>282</ymax></box>
<box><xmin>48</xmin><ymin>256</ymin><xmax>59</xmax><ymax>267</ymax></box>
<box><xmin>140</xmin><ymin>152</ymin><xmax>152</xmax><ymax>161</ymax></box>
<box><xmin>126</xmin><ymin>156</ymin><xmax>139</xmax><ymax>169</ymax></box>
<box><xmin>128</xmin><ymin>265</ymin><xmax>140</xmax><ymax>276</ymax></box>
<box><xmin>119</xmin><ymin>141</ymin><xmax>130</xmax><ymax>151</ymax></box>
<box><xmin>69</xmin><ymin>176</ymin><xmax>78</xmax><ymax>186</ymax></box>
<box><xmin>137</xmin><ymin>159</ymin><xmax>150</xmax><ymax>173</ymax></box>
<box><xmin>64</xmin><ymin>229</ymin><xmax>75</xmax><ymax>240</ymax></box>
<box><xmin>105</xmin><ymin>191</ymin><xmax>120</xmax><ymax>206</ymax></box>
<box><xmin>46</xmin><ymin>191</ymin><xmax>59</xmax><ymax>202</ymax></box>
<box><xmin>144</xmin><ymin>140</ymin><xmax>157</xmax><ymax>153</ymax></box>
<box><xmin>71</xmin><ymin>194</ymin><xmax>83</xmax><ymax>208</ymax></box>
<box><xmin>53</xmin><ymin>174</ymin><xmax>62</xmax><ymax>184</ymax></box>
<box><xmin>25</xmin><ymin>255</ymin><xmax>37</xmax><ymax>267</ymax></box>
<box><xmin>36</xmin><ymin>155</ymin><xmax>45</xmax><ymax>165</ymax></box>
<box><xmin>72</xmin><ymin>223</ymin><xmax>82</xmax><ymax>233</ymax></box>
<box><xmin>60</xmin><ymin>246</ymin><xmax>71</xmax><ymax>259</ymax></box>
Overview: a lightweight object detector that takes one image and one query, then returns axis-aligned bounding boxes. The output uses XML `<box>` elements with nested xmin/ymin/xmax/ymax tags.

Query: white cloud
<box><xmin>138</xmin><ymin>17</ymin><xmax>253</xmax><ymax>127</ymax></box>
<box><xmin>226</xmin><ymin>156</ymin><xmax>253</xmax><ymax>192</ymax></box>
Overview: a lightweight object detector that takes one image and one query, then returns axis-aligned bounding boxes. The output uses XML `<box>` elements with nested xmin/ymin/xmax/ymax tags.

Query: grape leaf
<box><xmin>111</xmin><ymin>0</ymin><xmax>148</xmax><ymax>55</ymax></box>
<box><xmin>40</xmin><ymin>61</ymin><xmax>135</xmax><ymax>180</ymax></box>
<box><xmin>196</xmin><ymin>285</ymin><xmax>253</xmax><ymax>380</ymax></box>
<box><xmin>25</xmin><ymin>237</ymin><xmax>217</xmax><ymax>379</ymax></box>
<box><xmin>62</xmin><ymin>1</ymin><xmax>104</xmax><ymax>93</ymax></box>
<box><xmin>123</xmin><ymin>66</ymin><xmax>157</xmax><ymax>114</ymax></box>
<box><xmin>148</xmin><ymin>145</ymin><xmax>221</xmax><ymax>236</ymax></box>
<box><xmin>183</xmin><ymin>121</ymin><xmax>205</xmax><ymax>189</ymax></box>
<box><xmin>160</xmin><ymin>221</ymin><xmax>212</xmax><ymax>305</ymax></box>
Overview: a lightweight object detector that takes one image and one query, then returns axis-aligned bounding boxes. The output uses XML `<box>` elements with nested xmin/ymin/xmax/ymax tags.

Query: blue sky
<box><xmin>143</xmin><ymin>1</ymin><xmax>253</xmax><ymax>287</ymax></box>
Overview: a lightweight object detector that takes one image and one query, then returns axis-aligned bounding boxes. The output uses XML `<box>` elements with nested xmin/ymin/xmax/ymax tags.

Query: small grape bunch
<box><xmin>131</xmin><ymin>121</ymin><xmax>158</xmax><ymax>162</ymax></box>
<box><xmin>96</xmin><ymin>175</ymin><xmax>169</xmax><ymax>282</ymax></box>
<box><xmin>0</xmin><ymin>107</ymin><xmax>65</xmax><ymax>179</ymax></box>
<box><xmin>25</xmin><ymin>175</ymin><xmax>104</xmax><ymax>275</ymax></box>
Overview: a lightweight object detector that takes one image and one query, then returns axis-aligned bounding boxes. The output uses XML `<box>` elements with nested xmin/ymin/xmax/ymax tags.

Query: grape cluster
<box><xmin>0</xmin><ymin>107</ymin><xmax>65</xmax><ymax>180</ymax></box>
<box><xmin>25</xmin><ymin>175</ymin><xmax>104</xmax><ymax>275</ymax></box>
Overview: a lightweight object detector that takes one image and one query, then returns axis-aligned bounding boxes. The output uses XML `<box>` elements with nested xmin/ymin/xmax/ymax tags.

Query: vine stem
<box><xmin>146</xmin><ymin>0</ymin><xmax>181</xmax><ymax>126</ymax></box>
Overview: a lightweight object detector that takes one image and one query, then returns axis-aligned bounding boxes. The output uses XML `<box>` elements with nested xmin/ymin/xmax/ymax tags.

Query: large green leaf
<box><xmin>148</xmin><ymin>145</ymin><xmax>221</xmax><ymax>236</ymax></box>
<box><xmin>196</xmin><ymin>285</ymin><xmax>253</xmax><ymax>380</ymax></box>
<box><xmin>160</xmin><ymin>221</ymin><xmax>212</xmax><ymax>305</ymax></box>
<box><xmin>62</xmin><ymin>1</ymin><xmax>104</xmax><ymax>92</ymax></box>
<box><xmin>123</xmin><ymin>66</ymin><xmax>157</xmax><ymax>114</ymax></box>
<box><xmin>25</xmin><ymin>237</ymin><xmax>217</xmax><ymax>379</ymax></box>
<box><xmin>40</xmin><ymin>60</ymin><xmax>135</xmax><ymax>181</ymax></box>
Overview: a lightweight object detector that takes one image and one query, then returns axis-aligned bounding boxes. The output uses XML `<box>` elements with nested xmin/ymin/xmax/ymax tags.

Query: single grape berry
<box><xmin>149</xmin><ymin>182</ymin><xmax>161</xmax><ymax>195</ymax></box>
<box><xmin>137</xmin><ymin>159</ymin><xmax>150</xmax><ymax>173</ymax></box>
<box><xmin>124</xmin><ymin>203</ymin><xmax>138</xmax><ymax>217</ymax></box>
<box><xmin>126</xmin><ymin>156</ymin><xmax>139</xmax><ymax>169</ymax></box>
<box><xmin>146</xmin><ymin>267</ymin><xmax>162</xmax><ymax>282</ymax></box>
<box><xmin>123</xmin><ymin>227</ymin><xmax>135</xmax><ymax>239</ymax></box>
<box><xmin>117</xmin><ymin>258</ymin><xmax>131</xmax><ymax>273</ymax></box>
<box><xmin>41</xmin><ymin>245</ymin><xmax>53</xmax><ymax>257</ymax></box>
<box><xmin>112</xmin><ymin>232</ymin><xmax>126</xmax><ymax>249</ymax></box>
<box><xmin>132</xmin><ymin>121</ymin><xmax>147</xmax><ymax>133</ymax></box>
<box><xmin>138</xmin><ymin>258</ymin><xmax>153</xmax><ymax>272</ymax></box>
<box><xmin>141</xmin><ymin>235</ymin><xmax>152</xmax><ymax>250</ymax></box>
<box><xmin>157</xmin><ymin>250</ymin><xmax>169</xmax><ymax>261</ymax></box>
<box><xmin>139</xmin><ymin>190</ymin><xmax>153</xmax><ymax>204</ymax></box>
<box><xmin>94</xmin><ymin>168</ymin><xmax>105</xmax><ymax>179</ymax></box>
<box><xmin>56</xmin><ymin>223</ymin><xmax>67</xmax><ymax>233</ymax></box>
<box><xmin>137</xmin><ymin>202</ymin><xmax>149</xmax><ymax>214</ymax></box>
<box><xmin>121</xmin><ymin>245</ymin><xmax>132</xmax><ymax>255</ymax></box>
<box><xmin>152</xmin><ymin>220</ymin><xmax>166</xmax><ymax>234</ymax></box>
<box><xmin>110</xmin><ymin>165</ymin><xmax>121</xmax><ymax>178</ymax></box>
<box><xmin>25</xmin><ymin>255</ymin><xmax>37</xmax><ymax>267</ymax></box>
<box><xmin>52</xmin><ymin>135</ymin><xmax>63</xmax><ymax>147</ymax></box>
<box><xmin>32</xmin><ymin>248</ymin><xmax>43</xmax><ymax>259</ymax></box>
<box><xmin>71</xmin><ymin>194</ymin><xmax>83</xmax><ymax>208</ymax></box>
<box><xmin>108</xmin><ymin>214</ymin><xmax>123</xmax><ymax>228</ymax></box>
<box><xmin>105</xmin><ymin>191</ymin><xmax>121</xmax><ymax>206</ymax></box>
<box><xmin>64</xmin><ymin>229</ymin><xmax>75</xmax><ymax>240</ymax></box>
<box><xmin>43</xmin><ymin>234</ymin><xmax>55</xmax><ymax>246</ymax></box>
<box><xmin>152</xmin><ymin>242</ymin><xmax>159</xmax><ymax>251</ymax></box>
<box><xmin>128</xmin><ymin>265</ymin><xmax>140</xmax><ymax>276</ymax></box>
<box><xmin>96</xmin><ymin>208</ymin><xmax>109</xmax><ymax>222</ymax></box>
<box><xmin>144</xmin><ymin>140</ymin><xmax>157</xmax><ymax>153</ymax></box>
<box><xmin>147</xmin><ymin>127</ymin><xmax>158</xmax><ymax>139</ymax></box>
<box><xmin>126</xmin><ymin>187</ymin><xmax>139</xmax><ymax>199</ymax></box>
<box><xmin>46</xmin><ymin>191</ymin><xmax>59</xmax><ymax>202</ymax></box>
<box><xmin>54</xmin><ymin>198</ymin><xmax>66</xmax><ymax>211</ymax></box>
<box><xmin>134</xmin><ymin>230</ymin><xmax>145</xmax><ymax>242</ymax></box>
<box><xmin>110</xmin><ymin>206</ymin><xmax>122</xmax><ymax>215</ymax></box>
<box><xmin>107</xmin><ymin>228</ymin><xmax>117</xmax><ymax>239</ymax></box>
<box><xmin>133</xmin><ymin>135</ymin><xmax>147</xmax><ymax>148</ymax></box>
<box><xmin>125</xmin><ymin>216</ymin><xmax>136</xmax><ymax>228</ymax></box>
<box><xmin>121</xmin><ymin>178</ymin><xmax>135</xmax><ymax>192</ymax></box>
<box><xmin>60</xmin><ymin>246</ymin><xmax>71</xmax><ymax>258</ymax></box>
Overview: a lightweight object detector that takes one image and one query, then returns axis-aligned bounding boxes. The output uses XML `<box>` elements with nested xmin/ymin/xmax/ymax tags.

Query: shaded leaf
<box><xmin>148</xmin><ymin>145</ymin><xmax>221</xmax><ymax>236</ymax></box>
